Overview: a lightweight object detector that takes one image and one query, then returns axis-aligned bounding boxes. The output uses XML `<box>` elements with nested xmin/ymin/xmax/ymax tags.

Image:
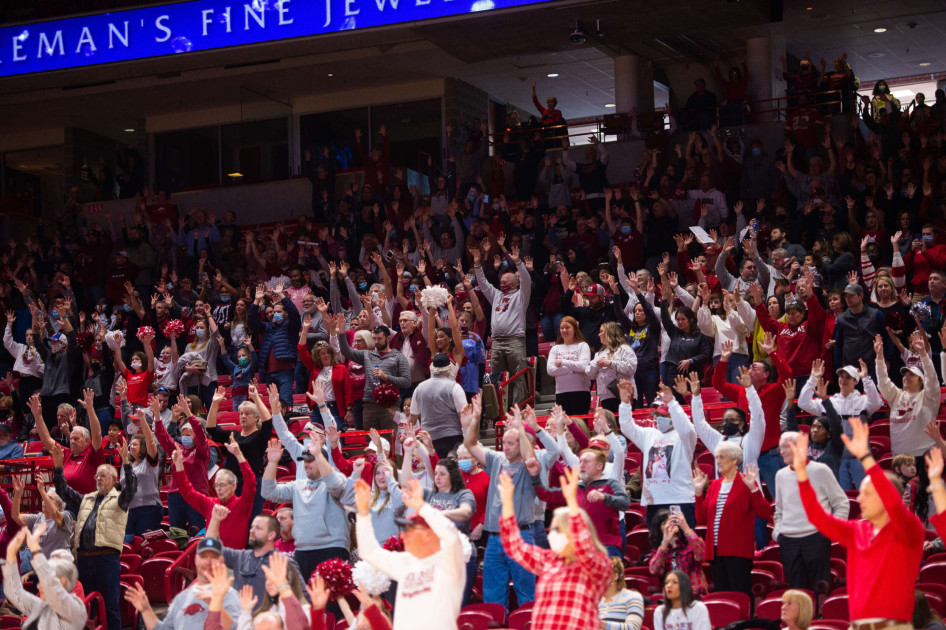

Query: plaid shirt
<box><xmin>647</xmin><ymin>528</ymin><xmax>708</xmax><ymax>595</ymax></box>
<box><xmin>500</xmin><ymin>513</ymin><xmax>611</xmax><ymax>630</ymax></box>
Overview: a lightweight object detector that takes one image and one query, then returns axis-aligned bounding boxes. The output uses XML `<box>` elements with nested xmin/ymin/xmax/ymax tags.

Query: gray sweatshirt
<box><xmin>473</xmin><ymin>260</ymin><xmax>531</xmax><ymax>338</ymax></box>
<box><xmin>336</xmin><ymin>334</ymin><xmax>411</xmax><ymax>401</ymax></box>
<box><xmin>261</xmin><ymin>471</ymin><xmax>351</xmax><ymax>551</ymax></box>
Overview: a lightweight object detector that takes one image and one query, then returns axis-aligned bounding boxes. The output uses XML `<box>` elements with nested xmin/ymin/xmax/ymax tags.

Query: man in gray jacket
<box><xmin>261</xmin><ymin>433</ymin><xmax>349</xmax><ymax>584</ymax></box>
<box><xmin>409</xmin><ymin>354</ymin><xmax>469</xmax><ymax>458</ymax></box>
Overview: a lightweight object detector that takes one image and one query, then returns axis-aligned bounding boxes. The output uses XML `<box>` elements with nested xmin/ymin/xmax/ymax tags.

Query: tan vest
<box><xmin>73</xmin><ymin>488</ymin><xmax>128</xmax><ymax>552</ymax></box>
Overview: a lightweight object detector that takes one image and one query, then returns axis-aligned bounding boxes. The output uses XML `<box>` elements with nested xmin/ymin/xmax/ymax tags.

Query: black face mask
<box><xmin>90</xmin><ymin>362</ymin><xmax>102</xmax><ymax>372</ymax></box>
<box><xmin>720</xmin><ymin>421</ymin><xmax>741</xmax><ymax>437</ymax></box>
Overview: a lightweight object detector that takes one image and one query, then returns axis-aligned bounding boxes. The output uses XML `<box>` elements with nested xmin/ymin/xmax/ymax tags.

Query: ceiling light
<box><xmin>228</xmin><ymin>172</ymin><xmax>244</xmax><ymax>179</ymax></box>
<box><xmin>547</xmin><ymin>73</ymin><xmax>559</xmax><ymax>78</ymax></box>
<box><xmin>866</xmin><ymin>52</ymin><xmax>885</xmax><ymax>58</ymax></box>
<box><xmin>604</xmin><ymin>103</ymin><xmax>615</xmax><ymax>108</ymax></box>
<box><xmin>327</xmin><ymin>73</ymin><xmax>334</xmax><ymax>77</ymax></box>
<box><xmin>873</xmin><ymin>27</ymin><xmax>887</xmax><ymax>33</ymax></box>
<box><xmin>806</xmin><ymin>6</ymin><xmax>813</xmax><ymax>9</ymax></box>
<box><xmin>920</xmin><ymin>61</ymin><xmax>932</xmax><ymax>67</ymax></box>
<box><xmin>124</xmin><ymin>128</ymin><xmax>135</xmax><ymax>132</ymax></box>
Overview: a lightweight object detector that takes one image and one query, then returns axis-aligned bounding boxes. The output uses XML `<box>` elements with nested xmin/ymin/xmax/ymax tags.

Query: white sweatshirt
<box><xmin>357</xmin><ymin>503</ymin><xmax>465</xmax><ymax>630</ymax></box>
<box><xmin>547</xmin><ymin>342</ymin><xmax>592</xmax><ymax>394</ymax></box>
<box><xmin>4</xmin><ymin>324</ymin><xmax>44</xmax><ymax>378</ymax></box>
<box><xmin>876</xmin><ymin>350</ymin><xmax>940</xmax><ymax>457</ymax></box>
<box><xmin>653</xmin><ymin>601</ymin><xmax>711</xmax><ymax>630</ymax></box>
<box><xmin>587</xmin><ymin>345</ymin><xmax>638</xmax><ymax>402</ymax></box>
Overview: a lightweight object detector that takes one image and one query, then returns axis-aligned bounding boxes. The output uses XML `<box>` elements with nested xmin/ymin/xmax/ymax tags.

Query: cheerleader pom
<box><xmin>459</xmin><ymin>531</ymin><xmax>472</xmax><ymax>562</ymax></box>
<box><xmin>382</xmin><ymin>534</ymin><xmax>404</xmax><ymax>552</ymax></box>
<box><xmin>162</xmin><ymin>319</ymin><xmax>185</xmax><ymax>338</ymax></box>
<box><xmin>352</xmin><ymin>560</ymin><xmax>391</xmax><ymax>597</ymax></box>
<box><xmin>419</xmin><ymin>286</ymin><xmax>449</xmax><ymax>310</ymax></box>
<box><xmin>136</xmin><ymin>326</ymin><xmax>157</xmax><ymax>350</ymax></box>
<box><xmin>911</xmin><ymin>302</ymin><xmax>932</xmax><ymax>322</ymax></box>
<box><xmin>104</xmin><ymin>330</ymin><xmax>125</xmax><ymax>352</ymax></box>
<box><xmin>266</xmin><ymin>275</ymin><xmax>291</xmax><ymax>291</ymax></box>
<box><xmin>314</xmin><ymin>558</ymin><xmax>355</xmax><ymax>601</ymax></box>
<box><xmin>75</xmin><ymin>332</ymin><xmax>95</xmax><ymax>354</ymax></box>
<box><xmin>372</xmin><ymin>381</ymin><xmax>399</xmax><ymax>409</ymax></box>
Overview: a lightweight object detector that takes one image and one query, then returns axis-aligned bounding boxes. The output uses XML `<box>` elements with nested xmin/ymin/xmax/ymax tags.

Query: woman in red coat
<box><xmin>696</xmin><ymin>441</ymin><xmax>772</xmax><ymax>600</ymax></box>
<box><xmin>299</xmin><ymin>321</ymin><xmax>352</xmax><ymax>427</ymax></box>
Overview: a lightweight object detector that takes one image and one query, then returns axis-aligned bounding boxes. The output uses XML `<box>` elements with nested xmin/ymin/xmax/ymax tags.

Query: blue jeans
<box><xmin>168</xmin><ymin>491</ymin><xmax>206</xmax><ymax>532</ymax></box>
<box><xmin>484</xmin><ymin>528</ymin><xmax>537</xmax><ymax>610</ymax></box>
<box><xmin>77</xmin><ymin>553</ymin><xmax>121</xmax><ymax>630</ymax></box>
<box><xmin>125</xmin><ymin>504</ymin><xmax>164</xmax><ymax>542</ymax></box>
<box><xmin>531</xmin><ymin>521</ymin><xmax>549</xmax><ymax>549</ymax></box>
<box><xmin>539</xmin><ymin>313</ymin><xmax>563</xmax><ymax>343</ymax></box>
<box><xmin>839</xmin><ymin>458</ymin><xmax>866</xmax><ymax>491</ymax></box>
<box><xmin>725</xmin><ymin>353</ymin><xmax>751</xmax><ymax>383</ymax></box>
<box><xmin>463</xmin><ymin>546</ymin><xmax>479</xmax><ymax>607</ymax></box>
<box><xmin>294</xmin><ymin>359</ymin><xmax>310</xmax><ymax>399</ymax></box>
<box><xmin>757</xmin><ymin>448</ymin><xmax>784</xmax><ymax>500</ymax></box>
<box><xmin>263</xmin><ymin>369</ymin><xmax>294</xmax><ymax>410</ymax></box>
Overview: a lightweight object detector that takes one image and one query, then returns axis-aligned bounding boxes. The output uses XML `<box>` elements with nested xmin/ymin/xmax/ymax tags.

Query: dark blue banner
<box><xmin>0</xmin><ymin>0</ymin><xmax>552</xmax><ymax>78</ymax></box>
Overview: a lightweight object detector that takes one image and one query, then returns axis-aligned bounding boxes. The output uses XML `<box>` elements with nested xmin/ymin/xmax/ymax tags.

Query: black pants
<box><xmin>295</xmin><ymin>547</ymin><xmax>349</xmax><ymax>618</ymax></box>
<box><xmin>779</xmin><ymin>532</ymin><xmax>832</xmax><ymax>594</ymax></box>
<box><xmin>432</xmin><ymin>434</ymin><xmax>464</xmax><ymax>460</ymax></box>
<box><xmin>555</xmin><ymin>391</ymin><xmax>591</xmax><ymax>416</ymax></box>
<box><xmin>711</xmin><ymin>555</ymin><xmax>753</xmax><ymax>600</ymax></box>
<box><xmin>601</xmin><ymin>397</ymin><xmax>620</xmax><ymax>414</ymax></box>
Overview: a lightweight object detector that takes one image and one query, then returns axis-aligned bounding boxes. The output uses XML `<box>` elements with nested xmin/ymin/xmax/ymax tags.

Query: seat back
<box><xmin>457</xmin><ymin>611</ymin><xmax>492</xmax><ymax>630</ymax></box>
<box><xmin>461</xmin><ymin>602</ymin><xmax>506</xmax><ymax>626</ymax></box>
<box><xmin>139</xmin><ymin>557</ymin><xmax>175</xmax><ymax>605</ymax></box>
<box><xmin>703</xmin><ymin>591</ymin><xmax>750</xmax><ymax>619</ymax></box>
<box><xmin>821</xmin><ymin>595</ymin><xmax>850</xmax><ymax>621</ymax></box>
<box><xmin>705</xmin><ymin>600</ymin><xmax>744</xmax><ymax>627</ymax></box>
<box><xmin>507</xmin><ymin>608</ymin><xmax>532</xmax><ymax>630</ymax></box>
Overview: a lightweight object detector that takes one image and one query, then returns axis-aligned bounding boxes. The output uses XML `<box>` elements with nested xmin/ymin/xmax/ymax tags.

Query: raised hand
<box><xmin>238</xmin><ymin>584</ymin><xmax>258</xmax><ymax>612</ymax></box>
<box><xmin>784</xmin><ymin>378</ymin><xmax>799</xmax><ymax>402</ymax></box>
<box><xmin>736</xmin><ymin>366</ymin><xmax>752</xmax><ymax>388</ymax></box>
<box><xmin>307</xmin><ymin>575</ymin><xmax>332</xmax><ymax>611</ymax></box>
<box><xmin>266</xmin><ymin>438</ymin><xmax>283</xmax><ymax>465</ymax></box>
<box><xmin>741</xmin><ymin>463</ymin><xmax>760</xmax><ymax>490</ymax></box>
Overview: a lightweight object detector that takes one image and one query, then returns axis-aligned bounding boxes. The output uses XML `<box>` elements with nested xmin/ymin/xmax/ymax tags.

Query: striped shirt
<box><xmin>713</xmin><ymin>481</ymin><xmax>733</xmax><ymax>548</ymax></box>
<box><xmin>599</xmin><ymin>588</ymin><xmax>645</xmax><ymax>630</ymax></box>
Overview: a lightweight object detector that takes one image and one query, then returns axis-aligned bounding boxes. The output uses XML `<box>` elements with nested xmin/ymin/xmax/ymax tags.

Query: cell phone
<box><xmin>669</xmin><ymin>505</ymin><xmax>682</xmax><ymax>518</ymax></box>
<box><xmin>483</xmin><ymin>194</ymin><xmax>489</xmax><ymax>203</ymax></box>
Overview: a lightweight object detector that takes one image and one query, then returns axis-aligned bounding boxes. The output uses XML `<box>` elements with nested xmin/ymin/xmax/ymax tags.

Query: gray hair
<box><xmin>217</xmin><ymin>469</ymin><xmax>237</xmax><ymax>485</ymax></box>
<box><xmin>57</xmin><ymin>403</ymin><xmax>75</xmax><ymax>414</ymax></box>
<box><xmin>780</xmin><ymin>431</ymin><xmax>801</xmax><ymax>448</ymax></box>
<box><xmin>45</xmin><ymin>490</ymin><xmax>65</xmax><ymax>510</ymax></box>
<box><xmin>253</xmin><ymin>611</ymin><xmax>284</xmax><ymax>629</ymax></box>
<box><xmin>46</xmin><ymin>557</ymin><xmax>79</xmax><ymax>592</ymax></box>
<box><xmin>714</xmin><ymin>441</ymin><xmax>743</xmax><ymax>465</ymax></box>
<box><xmin>400</xmin><ymin>311</ymin><xmax>418</xmax><ymax>322</ymax></box>
<box><xmin>72</xmin><ymin>426</ymin><xmax>91</xmax><ymax>440</ymax></box>
<box><xmin>237</xmin><ymin>401</ymin><xmax>260</xmax><ymax>418</ymax></box>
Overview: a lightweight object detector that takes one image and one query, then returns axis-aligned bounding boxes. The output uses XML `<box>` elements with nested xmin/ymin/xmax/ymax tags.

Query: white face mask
<box><xmin>657</xmin><ymin>416</ymin><xmax>673</xmax><ymax>433</ymax></box>
<box><xmin>131</xmin><ymin>360</ymin><xmax>142</xmax><ymax>370</ymax></box>
<box><xmin>548</xmin><ymin>530</ymin><xmax>569</xmax><ymax>554</ymax></box>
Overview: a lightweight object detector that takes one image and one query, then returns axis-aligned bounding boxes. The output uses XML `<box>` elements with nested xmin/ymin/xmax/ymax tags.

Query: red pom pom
<box><xmin>315</xmin><ymin>558</ymin><xmax>355</xmax><ymax>600</ymax></box>
<box><xmin>136</xmin><ymin>326</ymin><xmax>157</xmax><ymax>351</ymax></box>
<box><xmin>75</xmin><ymin>332</ymin><xmax>95</xmax><ymax>354</ymax></box>
<box><xmin>372</xmin><ymin>381</ymin><xmax>399</xmax><ymax>409</ymax></box>
<box><xmin>382</xmin><ymin>534</ymin><xmax>404</xmax><ymax>552</ymax></box>
<box><xmin>162</xmin><ymin>319</ymin><xmax>185</xmax><ymax>339</ymax></box>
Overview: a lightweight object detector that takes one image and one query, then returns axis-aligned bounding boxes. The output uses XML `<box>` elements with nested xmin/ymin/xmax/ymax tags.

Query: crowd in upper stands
<box><xmin>2</xmin><ymin>50</ymin><xmax>946</xmax><ymax>630</ymax></box>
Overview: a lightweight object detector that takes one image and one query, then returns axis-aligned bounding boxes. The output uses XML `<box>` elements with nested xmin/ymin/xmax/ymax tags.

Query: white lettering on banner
<box><xmin>108</xmin><ymin>22</ymin><xmax>129</xmax><ymax>49</ymax></box>
<box><xmin>245</xmin><ymin>4</ymin><xmax>265</xmax><ymax>30</ymax></box>
<box><xmin>375</xmin><ymin>0</ymin><xmax>399</xmax><ymax>10</ymax></box>
<box><xmin>201</xmin><ymin>10</ymin><xmax>214</xmax><ymax>35</ymax></box>
<box><xmin>75</xmin><ymin>27</ymin><xmax>96</xmax><ymax>54</ymax></box>
<box><xmin>323</xmin><ymin>0</ymin><xmax>332</xmax><ymax>27</ymax></box>
<box><xmin>345</xmin><ymin>0</ymin><xmax>360</xmax><ymax>17</ymax></box>
<box><xmin>278</xmin><ymin>0</ymin><xmax>293</xmax><ymax>25</ymax></box>
<box><xmin>12</xmin><ymin>35</ymin><xmax>26</xmax><ymax>62</ymax></box>
<box><xmin>155</xmin><ymin>15</ymin><xmax>172</xmax><ymax>42</ymax></box>
<box><xmin>222</xmin><ymin>7</ymin><xmax>232</xmax><ymax>32</ymax></box>
<box><xmin>38</xmin><ymin>30</ymin><xmax>65</xmax><ymax>57</ymax></box>
<box><xmin>416</xmin><ymin>0</ymin><xmax>430</xmax><ymax>5</ymax></box>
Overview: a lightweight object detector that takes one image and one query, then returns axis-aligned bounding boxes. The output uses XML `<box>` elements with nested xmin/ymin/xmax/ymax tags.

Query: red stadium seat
<box><xmin>623</xmin><ymin>545</ymin><xmax>641</xmax><ymax>566</ymax></box>
<box><xmin>703</xmin><ymin>591</ymin><xmax>750</xmax><ymax>619</ymax></box>
<box><xmin>821</xmin><ymin>595</ymin><xmax>849</xmax><ymax>621</ymax></box>
<box><xmin>461</xmin><ymin>603</ymin><xmax>506</xmax><ymax>627</ymax></box>
<box><xmin>920</xmin><ymin>562</ymin><xmax>946</xmax><ymax>584</ymax></box>
<box><xmin>750</xmin><ymin>569</ymin><xmax>777</xmax><ymax>599</ymax></box>
<box><xmin>0</xmin><ymin>617</ymin><xmax>22</xmax><ymax>629</ymax></box>
<box><xmin>755</xmin><ymin>598</ymin><xmax>783</xmax><ymax>620</ymax></box>
<box><xmin>119</xmin><ymin>582</ymin><xmax>141</xmax><ymax>629</ymax></box>
<box><xmin>625</xmin><ymin>528</ymin><xmax>651</xmax><ymax>554</ymax></box>
<box><xmin>139</xmin><ymin>557</ymin><xmax>175</xmax><ymax>604</ymax></box>
<box><xmin>759</xmin><ymin>545</ymin><xmax>781</xmax><ymax>562</ymax></box>
<box><xmin>704</xmin><ymin>600</ymin><xmax>744</xmax><ymax>627</ymax></box>
<box><xmin>508</xmin><ymin>608</ymin><xmax>532</xmax><ymax>630</ymax></box>
<box><xmin>457</xmin><ymin>611</ymin><xmax>492</xmax><ymax>630</ymax></box>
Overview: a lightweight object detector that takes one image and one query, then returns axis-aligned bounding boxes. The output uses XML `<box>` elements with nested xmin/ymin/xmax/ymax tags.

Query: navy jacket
<box><xmin>250</xmin><ymin>297</ymin><xmax>301</xmax><ymax>370</ymax></box>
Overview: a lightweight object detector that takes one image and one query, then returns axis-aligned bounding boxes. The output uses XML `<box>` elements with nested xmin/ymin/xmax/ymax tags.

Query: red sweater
<box><xmin>461</xmin><ymin>468</ymin><xmax>491</xmax><ymax>530</ymax></box>
<box><xmin>754</xmin><ymin>295</ymin><xmax>826</xmax><ymax>377</ymax></box>
<box><xmin>696</xmin><ymin>476</ymin><xmax>772</xmax><ymax>561</ymax></box>
<box><xmin>933</xmin><ymin>511</ymin><xmax>946</xmax><ymax>542</ymax></box>
<box><xmin>713</xmin><ymin>350</ymin><xmax>792</xmax><ymax>451</ymax></box>
<box><xmin>799</xmin><ymin>463</ymin><xmax>924</xmax><ymax>622</ymax></box>
<box><xmin>298</xmin><ymin>345</ymin><xmax>353</xmax><ymax>416</ymax></box>
<box><xmin>174</xmin><ymin>460</ymin><xmax>256</xmax><ymax>549</ymax></box>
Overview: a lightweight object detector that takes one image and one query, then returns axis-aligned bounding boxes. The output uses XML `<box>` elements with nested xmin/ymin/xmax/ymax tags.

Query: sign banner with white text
<box><xmin>0</xmin><ymin>0</ymin><xmax>553</xmax><ymax>78</ymax></box>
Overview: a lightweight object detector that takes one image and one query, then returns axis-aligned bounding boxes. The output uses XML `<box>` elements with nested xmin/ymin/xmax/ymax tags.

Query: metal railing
<box><xmin>495</xmin><ymin>365</ymin><xmax>535</xmax><ymax>415</ymax></box>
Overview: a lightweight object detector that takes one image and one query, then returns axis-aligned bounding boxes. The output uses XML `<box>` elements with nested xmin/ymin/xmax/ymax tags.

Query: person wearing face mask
<box><xmin>154</xmin><ymin>396</ymin><xmax>210</xmax><ymax>533</ymax></box>
<box><xmin>783</xmin><ymin>379</ymin><xmax>845</xmax><ymax>481</ymax></box>
<box><xmin>457</xmin><ymin>310</ymin><xmax>486</xmax><ymax>401</ymax></box>
<box><xmin>617</xmin><ymin>382</ymin><xmax>698</xmax><ymax>528</ymax></box>
<box><xmin>113</xmin><ymin>332</ymin><xmax>155</xmax><ymax>409</ymax></box>
<box><xmin>250</xmin><ymin>282</ymin><xmax>301</xmax><ymax>408</ymax></box>
<box><xmin>33</xmin><ymin>307</ymin><xmax>80</xmax><ymax>436</ymax></box>
<box><xmin>499</xmin><ymin>464</ymin><xmax>611</xmax><ymax>630</ymax></box>
<box><xmin>178</xmin><ymin>316</ymin><xmax>220</xmax><ymax>412</ymax></box>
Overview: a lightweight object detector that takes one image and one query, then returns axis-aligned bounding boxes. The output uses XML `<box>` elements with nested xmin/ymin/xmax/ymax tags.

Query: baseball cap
<box><xmin>196</xmin><ymin>537</ymin><xmax>224</xmax><ymax>556</ymax></box>
<box><xmin>836</xmin><ymin>366</ymin><xmax>861</xmax><ymax>382</ymax></box>
<box><xmin>901</xmin><ymin>365</ymin><xmax>925</xmax><ymax>379</ymax></box>
<box><xmin>588</xmin><ymin>436</ymin><xmax>610</xmax><ymax>450</ymax></box>
<box><xmin>654</xmin><ymin>405</ymin><xmax>670</xmax><ymax>417</ymax></box>
<box><xmin>843</xmin><ymin>284</ymin><xmax>863</xmax><ymax>295</ymax></box>
<box><xmin>394</xmin><ymin>513</ymin><xmax>431</xmax><ymax>529</ymax></box>
<box><xmin>366</xmin><ymin>437</ymin><xmax>391</xmax><ymax>454</ymax></box>
<box><xmin>0</xmin><ymin>420</ymin><xmax>15</xmax><ymax>434</ymax></box>
<box><xmin>431</xmin><ymin>353</ymin><xmax>451</xmax><ymax>368</ymax></box>
<box><xmin>584</xmin><ymin>284</ymin><xmax>606</xmax><ymax>297</ymax></box>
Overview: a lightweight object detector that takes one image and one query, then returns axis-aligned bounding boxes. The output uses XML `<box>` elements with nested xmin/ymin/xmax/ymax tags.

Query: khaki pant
<box><xmin>490</xmin><ymin>337</ymin><xmax>528</xmax><ymax>410</ymax></box>
<box><xmin>362</xmin><ymin>401</ymin><xmax>396</xmax><ymax>433</ymax></box>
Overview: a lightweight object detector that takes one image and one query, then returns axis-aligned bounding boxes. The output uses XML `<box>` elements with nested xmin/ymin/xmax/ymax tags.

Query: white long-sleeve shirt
<box><xmin>691</xmin><ymin>386</ymin><xmax>765</xmax><ymax>471</ymax></box>
<box><xmin>773</xmin><ymin>460</ymin><xmax>848</xmax><ymax>540</ymax></box>
<box><xmin>696</xmin><ymin>302</ymin><xmax>752</xmax><ymax>358</ymax></box>
<box><xmin>4</xmin><ymin>324</ymin><xmax>44</xmax><ymax>378</ymax></box>
<box><xmin>547</xmin><ymin>342</ymin><xmax>592</xmax><ymax>394</ymax></box>
<box><xmin>797</xmin><ymin>375</ymin><xmax>884</xmax><ymax>460</ymax></box>
<box><xmin>876</xmin><ymin>350</ymin><xmax>940</xmax><ymax>457</ymax></box>
<box><xmin>587</xmin><ymin>345</ymin><xmax>638</xmax><ymax>402</ymax></box>
<box><xmin>558</xmin><ymin>430</ymin><xmax>627</xmax><ymax>483</ymax></box>
<box><xmin>619</xmin><ymin>400</ymin><xmax>697</xmax><ymax>506</ymax></box>
<box><xmin>473</xmin><ymin>260</ymin><xmax>531</xmax><ymax>338</ymax></box>
<box><xmin>357</xmin><ymin>504</ymin><xmax>465</xmax><ymax>630</ymax></box>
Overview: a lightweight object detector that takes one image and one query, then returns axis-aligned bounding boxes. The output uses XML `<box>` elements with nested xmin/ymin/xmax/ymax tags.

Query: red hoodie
<box><xmin>713</xmin><ymin>350</ymin><xmax>792</xmax><ymax>452</ymax></box>
<box><xmin>753</xmin><ymin>294</ymin><xmax>826</xmax><ymax>377</ymax></box>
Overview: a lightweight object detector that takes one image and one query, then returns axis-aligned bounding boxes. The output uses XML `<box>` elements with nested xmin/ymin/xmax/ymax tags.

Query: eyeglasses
<box><xmin>94</xmin><ymin>473</ymin><xmax>111</xmax><ymax>479</ymax></box>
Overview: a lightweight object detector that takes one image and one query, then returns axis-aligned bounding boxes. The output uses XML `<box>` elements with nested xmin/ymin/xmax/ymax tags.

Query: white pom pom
<box><xmin>105</xmin><ymin>330</ymin><xmax>125</xmax><ymax>352</ymax></box>
<box><xmin>459</xmin><ymin>531</ymin><xmax>473</xmax><ymax>562</ymax></box>
<box><xmin>419</xmin><ymin>286</ymin><xmax>449</xmax><ymax>310</ymax></box>
<box><xmin>352</xmin><ymin>560</ymin><xmax>391</xmax><ymax>597</ymax></box>
<box><xmin>266</xmin><ymin>275</ymin><xmax>292</xmax><ymax>291</ymax></box>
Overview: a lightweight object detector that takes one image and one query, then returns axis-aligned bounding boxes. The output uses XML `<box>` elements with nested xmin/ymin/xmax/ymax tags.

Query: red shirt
<box><xmin>500</xmin><ymin>513</ymin><xmax>610</xmax><ymax>630</ymax></box>
<box><xmin>612</xmin><ymin>228</ymin><xmax>642</xmax><ymax>270</ymax></box>
<box><xmin>461</xmin><ymin>468</ymin><xmax>490</xmax><ymax>530</ymax></box>
<box><xmin>754</xmin><ymin>295</ymin><xmax>826</xmax><ymax>377</ymax></box>
<box><xmin>175</xmin><ymin>460</ymin><xmax>257</xmax><ymax>550</ymax></box>
<box><xmin>800</xmin><ymin>464</ymin><xmax>924</xmax><ymax>622</ymax></box>
<box><xmin>275</xmin><ymin>537</ymin><xmax>295</xmax><ymax>559</ymax></box>
<box><xmin>123</xmin><ymin>368</ymin><xmax>153</xmax><ymax>407</ymax></box>
<box><xmin>64</xmin><ymin>445</ymin><xmax>105</xmax><ymax>495</ymax></box>
<box><xmin>148</xmin><ymin>202</ymin><xmax>178</xmax><ymax>224</ymax></box>
<box><xmin>713</xmin><ymin>351</ymin><xmax>792</xmax><ymax>452</ymax></box>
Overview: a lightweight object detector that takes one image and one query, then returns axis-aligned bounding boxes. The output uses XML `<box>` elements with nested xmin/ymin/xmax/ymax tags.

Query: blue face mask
<box><xmin>458</xmin><ymin>459</ymin><xmax>474</xmax><ymax>473</ymax></box>
<box><xmin>181</xmin><ymin>436</ymin><xmax>194</xmax><ymax>448</ymax></box>
<box><xmin>620</xmin><ymin>226</ymin><xmax>631</xmax><ymax>235</ymax></box>
<box><xmin>358</xmin><ymin>282</ymin><xmax>368</xmax><ymax>290</ymax></box>
<box><xmin>51</xmin><ymin>309</ymin><xmax>60</xmax><ymax>319</ymax></box>
<box><xmin>751</xmin><ymin>147</ymin><xmax>761</xmax><ymax>156</ymax></box>
<box><xmin>923</xmin><ymin>235</ymin><xmax>935</xmax><ymax>243</ymax></box>
<box><xmin>195</xmin><ymin>328</ymin><xmax>206</xmax><ymax>338</ymax></box>
<box><xmin>123</xmin><ymin>304</ymin><xmax>131</xmax><ymax>312</ymax></box>
<box><xmin>238</xmin><ymin>357</ymin><xmax>249</xmax><ymax>367</ymax></box>
<box><xmin>219</xmin><ymin>295</ymin><xmax>231</xmax><ymax>303</ymax></box>
<box><xmin>273</xmin><ymin>312</ymin><xmax>285</xmax><ymax>324</ymax></box>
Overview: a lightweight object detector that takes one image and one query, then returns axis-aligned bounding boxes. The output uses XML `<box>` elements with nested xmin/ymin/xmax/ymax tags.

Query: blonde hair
<box><xmin>782</xmin><ymin>589</ymin><xmax>814</xmax><ymax>630</ymax></box>
<box><xmin>600</xmin><ymin>321</ymin><xmax>626</xmax><ymax>354</ymax></box>
<box><xmin>550</xmin><ymin>506</ymin><xmax>608</xmax><ymax>557</ymax></box>
<box><xmin>371</xmin><ymin>461</ymin><xmax>398</xmax><ymax>511</ymax></box>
